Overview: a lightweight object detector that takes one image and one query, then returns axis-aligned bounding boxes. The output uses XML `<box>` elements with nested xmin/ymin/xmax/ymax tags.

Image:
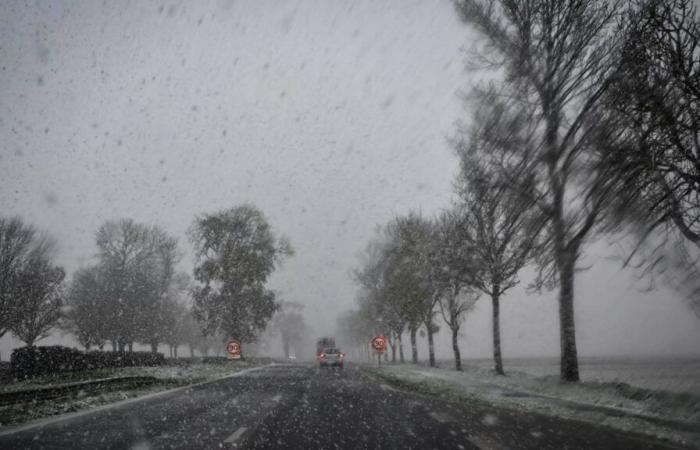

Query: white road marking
<box><xmin>428</xmin><ymin>411</ymin><xmax>455</xmax><ymax>423</ymax></box>
<box><xmin>223</xmin><ymin>426</ymin><xmax>248</xmax><ymax>444</ymax></box>
<box><xmin>379</xmin><ymin>383</ymin><xmax>397</xmax><ymax>392</ymax></box>
<box><xmin>272</xmin><ymin>394</ymin><xmax>282</xmax><ymax>403</ymax></box>
<box><xmin>467</xmin><ymin>434</ymin><xmax>509</xmax><ymax>450</ymax></box>
<box><xmin>407</xmin><ymin>400</ymin><xmax>423</xmax><ymax>411</ymax></box>
<box><xmin>481</xmin><ymin>413</ymin><xmax>498</xmax><ymax>426</ymax></box>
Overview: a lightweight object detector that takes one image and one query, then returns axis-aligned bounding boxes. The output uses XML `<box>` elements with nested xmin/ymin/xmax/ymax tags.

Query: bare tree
<box><xmin>10</xmin><ymin>238</ymin><xmax>64</xmax><ymax>347</ymax></box>
<box><xmin>384</xmin><ymin>214</ymin><xmax>435</xmax><ymax>365</ymax></box>
<box><xmin>602</xmin><ymin>0</ymin><xmax>700</xmax><ymax>320</ymax></box>
<box><xmin>455</xmin><ymin>0</ymin><xmax>628</xmax><ymax>382</ymax></box>
<box><xmin>64</xmin><ymin>266</ymin><xmax>107</xmax><ymax>350</ymax></box>
<box><xmin>453</xmin><ymin>135</ymin><xmax>545</xmax><ymax>374</ymax></box>
<box><xmin>137</xmin><ymin>233</ymin><xmax>181</xmax><ymax>353</ymax></box>
<box><xmin>354</xmin><ymin>236</ymin><xmax>406</xmax><ymax>362</ymax></box>
<box><xmin>0</xmin><ymin>217</ymin><xmax>40</xmax><ymax>338</ymax></box>
<box><xmin>438</xmin><ymin>283</ymin><xmax>479</xmax><ymax>372</ymax></box>
<box><xmin>99</xmin><ymin>220</ymin><xmax>180</xmax><ymax>351</ymax></box>
<box><xmin>0</xmin><ymin>217</ymin><xmax>64</xmax><ymax>346</ymax></box>
<box><xmin>430</xmin><ymin>210</ymin><xmax>479</xmax><ymax>371</ymax></box>
<box><xmin>96</xmin><ymin>219</ymin><xmax>162</xmax><ymax>351</ymax></box>
<box><xmin>162</xmin><ymin>300</ymin><xmax>188</xmax><ymax>358</ymax></box>
<box><xmin>270</xmin><ymin>301</ymin><xmax>307</xmax><ymax>359</ymax></box>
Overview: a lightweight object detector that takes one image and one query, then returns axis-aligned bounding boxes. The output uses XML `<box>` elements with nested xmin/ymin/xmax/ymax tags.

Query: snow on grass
<box><xmin>113</xmin><ymin>361</ymin><xmax>251</xmax><ymax>383</ymax></box>
<box><xmin>0</xmin><ymin>383</ymin><xmax>179</xmax><ymax>427</ymax></box>
<box><xmin>370</xmin><ymin>361</ymin><xmax>700</xmax><ymax>448</ymax></box>
<box><xmin>1</xmin><ymin>360</ymin><xmax>254</xmax><ymax>393</ymax></box>
<box><xmin>0</xmin><ymin>369</ymin><xmax>122</xmax><ymax>393</ymax></box>
<box><xmin>380</xmin><ymin>362</ymin><xmax>700</xmax><ymax>422</ymax></box>
<box><xmin>0</xmin><ymin>360</ymin><xmax>258</xmax><ymax>427</ymax></box>
<box><xmin>462</xmin><ymin>357</ymin><xmax>700</xmax><ymax>395</ymax></box>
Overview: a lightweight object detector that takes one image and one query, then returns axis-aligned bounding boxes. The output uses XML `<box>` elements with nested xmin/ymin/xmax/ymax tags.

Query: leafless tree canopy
<box><xmin>0</xmin><ymin>217</ymin><xmax>63</xmax><ymax>345</ymax></box>
<box><xmin>454</xmin><ymin>0</ymin><xmax>630</xmax><ymax>382</ymax></box>
<box><xmin>606</xmin><ymin>0</ymin><xmax>700</xmax><ymax>245</ymax></box>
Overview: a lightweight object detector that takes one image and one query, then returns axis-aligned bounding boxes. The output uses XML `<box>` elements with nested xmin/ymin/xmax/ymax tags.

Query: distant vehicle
<box><xmin>318</xmin><ymin>347</ymin><xmax>344</xmax><ymax>368</ymax></box>
<box><xmin>316</xmin><ymin>337</ymin><xmax>335</xmax><ymax>359</ymax></box>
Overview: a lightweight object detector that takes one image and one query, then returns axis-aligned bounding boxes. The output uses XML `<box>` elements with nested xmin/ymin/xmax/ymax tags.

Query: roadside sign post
<box><xmin>371</xmin><ymin>335</ymin><xmax>387</xmax><ymax>368</ymax></box>
<box><xmin>226</xmin><ymin>340</ymin><xmax>241</xmax><ymax>360</ymax></box>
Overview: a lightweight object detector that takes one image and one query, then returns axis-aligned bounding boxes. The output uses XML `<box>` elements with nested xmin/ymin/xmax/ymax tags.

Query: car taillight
<box><xmin>320</xmin><ymin>353</ymin><xmax>325</xmax><ymax>359</ymax></box>
<box><xmin>339</xmin><ymin>353</ymin><xmax>344</xmax><ymax>359</ymax></box>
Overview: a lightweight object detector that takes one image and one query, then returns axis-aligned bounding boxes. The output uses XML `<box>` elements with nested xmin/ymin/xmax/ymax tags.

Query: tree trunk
<box><xmin>118</xmin><ymin>341</ymin><xmax>126</xmax><ymax>352</ymax></box>
<box><xmin>173</xmin><ymin>345</ymin><xmax>178</xmax><ymax>358</ymax></box>
<box><xmin>398</xmin><ymin>334</ymin><xmax>405</xmax><ymax>363</ymax></box>
<box><xmin>492</xmin><ymin>288</ymin><xmax>505</xmax><ymax>375</ymax></box>
<box><xmin>426</xmin><ymin>321</ymin><xmax>435</xmax><ymax>367</ymax></box>
<box><xmin>558</xmin><ymin>252</ymin><xmax>579</xmax><ymax>382</ymax></box>
<box><xmin>150</xmin><ymin>341</ymin><xmax>158</xmax><ymax>354</ymax></box>
<box><xmin>189</xmin><ymin>345</ymin><xmax>195</xmax><ymax>358</ymax></box>
<box><xmin>128</xmin><ymin>342</ymin><xmax>133</xmax><ymax>353</ymax></box>
<box><xmin>545</xmin><ymin>99</ymin><xmax>580</xmax><ymax>383</ymax></box>
<box><xmin>84</xmin><ymin>343</ymin><xmax>91</xmax><ymax>351</ymax></box>
<box><xmin>390</xmin><ymin>333</ymin><xmax>396</xmax><ymax>363</ymax></box>
<box><xmin>452</xmin><ymin>326</ymin><xmax>462</xmax><ymax>371</ymax></box>
<box><xmin>410</xmin><ymin>327</ymin><xmax>418</xmax><ymax>364</ymax></box>
<box><xmin>111</xmin><ymin>340</ymin><xmax>117</xmax><ymax>352</ymax></box>
<box><xmin>282</xmin><ymin>338</ymin><xmax>290</xmax><ymax>359</ymax></box>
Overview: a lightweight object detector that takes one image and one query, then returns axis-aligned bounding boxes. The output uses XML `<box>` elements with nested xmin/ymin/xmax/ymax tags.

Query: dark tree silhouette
<box><xmin>455</xmin><ymin>0</ymin><xmax>627</xmax><ymax>382</ymax></box>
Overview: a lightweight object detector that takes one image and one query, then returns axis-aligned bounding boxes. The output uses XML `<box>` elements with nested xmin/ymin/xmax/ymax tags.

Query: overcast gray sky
<box><xmin>1</xmin><ymin>0</ymin><xmax>699</xmax><ymax>360</ymax></box>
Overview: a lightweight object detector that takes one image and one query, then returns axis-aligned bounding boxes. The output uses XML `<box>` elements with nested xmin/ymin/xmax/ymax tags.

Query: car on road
<box><xmin>316</xmin><ymin>337</ymin><xmax>335</xmax><ymax>360</ymax></box>
<box><xmin>318</xmin><ymin>347</ymin><xmax>344</xmax><ymax>368</ymax></box>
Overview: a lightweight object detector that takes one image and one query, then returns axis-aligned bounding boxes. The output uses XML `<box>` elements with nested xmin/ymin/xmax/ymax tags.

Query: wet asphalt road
<box><xmin>0</xmin><ymin>363</ymin><xmax>687</xmax><ymax>450</ymax></box>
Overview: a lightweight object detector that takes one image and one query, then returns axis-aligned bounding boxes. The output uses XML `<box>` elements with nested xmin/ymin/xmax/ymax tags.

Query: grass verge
<box><xmin>0</xmin><ymin>378</ymin><xmax>186</xmax><ymax>426</ymax></box>
<box><xmin>361</xmin><ymin>365</ymin><xmax>700</xmax><ymax>449</ymax></box>
<box><xmin>0</xmin><ymin>360</ymin><xmax>257</xmax><ymax>427</ymax></box>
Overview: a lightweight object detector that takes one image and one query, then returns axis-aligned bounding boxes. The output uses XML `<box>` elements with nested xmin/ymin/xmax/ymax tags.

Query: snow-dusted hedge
<box><xmin>201</xmin><ymin>356</ymin><xmax>232</xmax><ymax>365</ymax></box>
<box><xmin>10</xmin><ymin>346</ymin><xmax>165</xmax><ymax>380</ymax></box>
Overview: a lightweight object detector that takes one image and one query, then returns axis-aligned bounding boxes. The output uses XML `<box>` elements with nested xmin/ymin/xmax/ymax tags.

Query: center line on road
<box><xmin>429</xmin><ymin>411</ymin><xmax>455</xmax><ymax>424</ymax></box>
<box><xmin>223</xmin><ymin>427</ymin><xmax>248</xmax><ymax>444</ymax></box>
<box><xmin>467</xmin><ymin>434</ymin><xmax>508</xmax><ymax>450</ymax></box>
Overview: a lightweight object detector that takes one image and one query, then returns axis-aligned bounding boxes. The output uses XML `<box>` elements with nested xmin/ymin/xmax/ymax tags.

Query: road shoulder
<box><xmin>361</xmin><ymin>364</ymin><xmax>700</xmax><ymax>449</ymax></box>
<box><xmin>0</xmin><ymin>363</ymin><xmax>269</xmax><ymax>434</ymax></box>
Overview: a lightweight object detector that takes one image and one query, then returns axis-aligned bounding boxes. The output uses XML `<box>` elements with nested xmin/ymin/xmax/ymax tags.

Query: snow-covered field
<box><xmin>459</xmin><ymin>356</ymin><xmax>700</xmax><ymax>395</ymax></box>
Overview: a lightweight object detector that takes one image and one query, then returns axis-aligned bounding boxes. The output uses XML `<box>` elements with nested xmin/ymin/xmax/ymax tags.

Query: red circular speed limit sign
<box><xmin>226</xmin><ymin>340</ymin><xmax>241</xmax><ymax>359</ymax></box>
<box><xmin>371</xmin><ymin>335</ymin><xmax>387</xmax><ymax>353</ymax></box>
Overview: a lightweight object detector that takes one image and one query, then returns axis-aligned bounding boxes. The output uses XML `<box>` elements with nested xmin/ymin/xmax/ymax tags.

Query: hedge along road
<box><xmin>8</xmin><ymin>346</ymin><xmax>166</xmax><ymax>380</ymax></box>
<box><xmin>0</xmin><ymin>363</ymin><xmax>690</xmax><ymax>450</ymax></box>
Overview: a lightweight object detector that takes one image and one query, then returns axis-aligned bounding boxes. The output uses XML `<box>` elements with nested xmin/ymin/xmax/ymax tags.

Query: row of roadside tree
<box><xmin>340</xmin><ymin>0</ymin><xmax>700</xmax><ymax>382</ymax></box>
<box><xmin>0</xmin><ymin>204</ymin><xmax>293</xmax><ymax>359</ymax></box>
